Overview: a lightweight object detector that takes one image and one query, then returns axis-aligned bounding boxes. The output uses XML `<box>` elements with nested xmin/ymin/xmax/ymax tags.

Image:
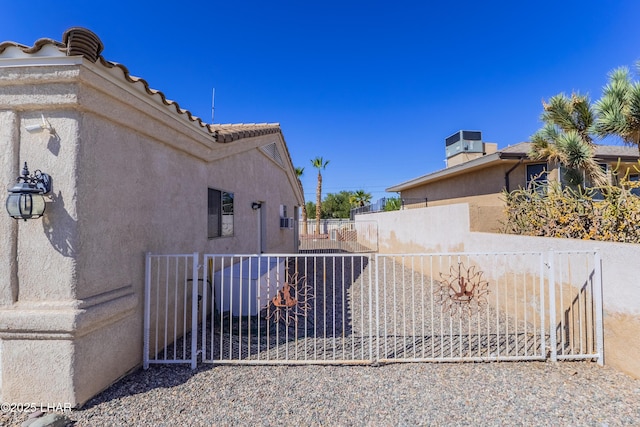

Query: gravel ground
<box><xmin>4</xmin><ymin>361</ymin><xmax>640</xmax><ymax>426</ymax></box>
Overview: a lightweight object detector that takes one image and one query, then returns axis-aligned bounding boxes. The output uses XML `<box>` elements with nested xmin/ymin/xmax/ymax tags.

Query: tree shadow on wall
<box><xmin>42</xmin><ymin>191</ymin><xmax>77</xmax><ymax>258</ymax></box>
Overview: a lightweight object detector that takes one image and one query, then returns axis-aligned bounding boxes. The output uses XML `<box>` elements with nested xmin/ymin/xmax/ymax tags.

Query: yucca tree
<box><xmin>295</xmin><ymin>166</ymin><xmax>309</xmax><ymax>235</ymax></box>
<box><xmin>349</xmin><ymin>189</ymin><xmax>372</xmax><ymax>207</ymax></box>
<box><xmin>383</xmin><ymin>197</ymin><xmax>401</xmax><ymax>211</ymax></box>
<box><xmin>529</xmin><ymin>92</ymin><xmax>607</xmax><ymax>188</ymax></box>
<box><xmin>311</xmin><ymin>157</ymin><xmax>329</xmax><ymax>235</ymax></box>
<box><xmin>593</xmin><ymin>64</ymin><xmax>640</xmax><ymax>154</ymax></box>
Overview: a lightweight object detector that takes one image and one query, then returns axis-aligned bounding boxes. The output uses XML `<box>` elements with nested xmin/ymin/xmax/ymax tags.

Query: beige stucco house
<box><xmin>0</xmin><ymin>28</ymin><xmax>304</xmax><ymax>406</ymax></box>
<box><xmin>387</xmin><ymin>130</ymin><xmax>640</xmax><ymax>232</ymax></box>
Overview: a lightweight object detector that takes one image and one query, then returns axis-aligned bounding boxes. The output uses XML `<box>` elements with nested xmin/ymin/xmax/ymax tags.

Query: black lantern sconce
<box><xmin>5</xmin><ymin>162</ymin><xmax>52</xmax><ymax>221</ymax></box>
<box><xmin>251</xmin><ymin>202</ymin><xmax>262</xmax><ymax>210</ymax></box>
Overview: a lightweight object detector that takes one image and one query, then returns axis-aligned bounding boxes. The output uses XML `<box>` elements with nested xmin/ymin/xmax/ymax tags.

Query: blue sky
<box><xmin>2</xmin><ymin>1</ymin><xmax>639</xmax><ymax>202</ymax></box>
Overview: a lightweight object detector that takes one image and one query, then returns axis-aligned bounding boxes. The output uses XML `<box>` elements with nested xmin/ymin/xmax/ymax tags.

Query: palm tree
<box><xmin>593</xmin><ymin>64</ymin><xmax>640</xmax><ymax>154</ymax></box>
<box><xmin>311</xmin><ymin>157</ymin><xmax>329</xmax><ymax>235</ymax></box>
<box><xmin>349</xmin><ymin>190</ymin><xmax>372</xmax><ymax>207</ymax></box>
<box><xmin>295</xmin><ymin>166</ymin><xmax>309</xmax><ymax>235</ymax></box>
<box><xmin>529</xmin><ymin>92</ymin><xmax>607</xmax><ymax>188</ymax></box>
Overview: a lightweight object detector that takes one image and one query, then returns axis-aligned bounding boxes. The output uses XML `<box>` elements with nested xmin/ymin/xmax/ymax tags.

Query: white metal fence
<box><xmin>143</xmin><ymin>253</ymin><xmax>199</xmax><ymax>369</ymax></box>
<box><xmin>143</xmin><ymin>250</ymin><xmax>603</xmax><ymax>368</ymax></box>
<box><xmin>548</xmin><ymin>250</ymin><xmax>603</xmax><ymax>362</ymax></box>
<box><xmin>375</xmin><ymin>252</ymin><xmax>547</xmax><ymax>362</ymax></box>
<box><xmin>201</xmin><ymin>254</ymin><xmax>375</xmax><ymax>364</ymax></box>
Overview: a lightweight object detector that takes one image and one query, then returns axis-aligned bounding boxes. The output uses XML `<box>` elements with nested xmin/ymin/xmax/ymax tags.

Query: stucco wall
<box><xmin>397</xmin><ymin>161</ymin><xmax>571</xmax><ymax>232</ymax></box>
<box><xmin>401</xmin><ymin>164</ymin><xmax>511</xmax><ymax>202</ymax></box>
<box><xmin>399</xmin><ymin>163</ymin><xmax>518</xmax><ymax>232</ymax></box>
<box><xmin>0</xmin><ymin>110</ymin><xmax>18</xmax><ymax>307</ymax></box>
<box><xmin>0</xmin><ymin>59</ymin><xmax>301</xmax><ymax>405</ymax></box>
<box><xmin>417</xmin><ymin>193</ymin><xmax>505</xmax><ymax>233</ymax></box>
<box><xmin>359</xmin><ymin>204</ymin><xmax>640</xmax><ymax>379</ymax></box>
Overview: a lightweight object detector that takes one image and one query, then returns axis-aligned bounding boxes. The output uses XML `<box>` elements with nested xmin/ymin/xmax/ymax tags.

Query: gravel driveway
<box><xmin>5</xmin><ymin>360</ymin><xmax>639</xmax><ymax>426</ymax></box>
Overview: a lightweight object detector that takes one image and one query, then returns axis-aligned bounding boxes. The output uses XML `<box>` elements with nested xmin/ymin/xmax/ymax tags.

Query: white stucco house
<box><xmin>0</xmin><ymin>27</ymin><xmax>304</xmax><ymax>406</ymax></box>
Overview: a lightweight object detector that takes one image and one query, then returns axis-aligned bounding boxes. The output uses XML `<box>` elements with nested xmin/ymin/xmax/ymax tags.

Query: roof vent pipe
<box><xmin>62</xmin><ymin>27</ymin><xmax>104</xmax><ymax>63</ymax></box>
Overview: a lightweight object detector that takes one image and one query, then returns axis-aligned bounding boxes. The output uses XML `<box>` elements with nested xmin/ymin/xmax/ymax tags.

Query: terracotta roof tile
<box><xmin>0</xmin><ymin>38</ymin><xmax>65</xmax><ymax>55</ymax></box>
<box><xmin>0</xmin><ymin>27</ymin><xmax>283</xmax><ymax>142</ymax></box>
<box><xmin>212</xmin><ymin>123</ymin><xmax>282</xmax><ymax>143</ymax></box>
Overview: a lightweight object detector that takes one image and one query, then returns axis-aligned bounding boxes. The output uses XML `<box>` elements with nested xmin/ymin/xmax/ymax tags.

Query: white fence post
<box><xmin>372</xmin><ymin>254</ymin><xmax>378</xmax><ymax>363</ymax></box>
<box><xmin>593</xmin><ymin>249</ymin><xmax>604</xmax><ymax>366</ymax></box>
<box><xmin>143</xmin><ymin>252</ymin><xmax>151</xmax><ymax>370</ymax></box>
<box><xmin>191</xmin><ymin>252</ymin><xmax>199</xmax><ymax>369</ymax></box>
<box><xmin>201</xmin><ymin>255</ymin><xmax>209</xmax><ymax>366</ymax></box>
<box><xmin>538</xmin><ymin>252</ymin><xmax>546</xmax><ymax>360</ymax></box>
<box><xmin>547</xmin><ymin>250</ymin><xmax>557</xmax><ymax>362</ymax></box>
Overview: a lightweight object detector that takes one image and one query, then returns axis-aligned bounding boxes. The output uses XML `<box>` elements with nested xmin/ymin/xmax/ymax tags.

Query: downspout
<box><xmin>504</xmin><ymin>157</ymin><xmax>524</xmax><ymax>192</ymax></box>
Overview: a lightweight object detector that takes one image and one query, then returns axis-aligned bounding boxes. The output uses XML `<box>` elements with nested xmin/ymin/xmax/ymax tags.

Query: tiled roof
<box><xmin>594</xmin><ymin>144</ymin><xmax>640</xmax><ymax>159</ymax></box>
<box><xmin>500</xmin><ymin>142</ymin><xmax>639</xmax><ymax>160</ymax></box>
<box><xmin>499</xmin><ymin>142</ymin><xmax>531</xmax><ymax>155</ymax></box>
<box><xmin>0</xmin><ymin>27</ymin><xmax>282</xmax><ymax>142</ymax></box>
<box><xmin>212</xmin><ymin>123</ymin><xmax>282</xmax><ymax>143</ymax></box>
<box><xmin>0</xmin><ymin>38</ymin><xmax>65</xmax><ymax>55</ymax></box>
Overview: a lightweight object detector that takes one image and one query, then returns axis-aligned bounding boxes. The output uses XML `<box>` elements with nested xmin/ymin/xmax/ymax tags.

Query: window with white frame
<box><xmin>208</xmin><ymin>188</ymin><xmax>234</xmax><ymax>238</ymax></box>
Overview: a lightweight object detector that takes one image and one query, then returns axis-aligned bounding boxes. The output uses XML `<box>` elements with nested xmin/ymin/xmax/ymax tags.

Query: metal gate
<box><xmin>143</xmin><ymin>250</ymin><xmax>603</xmax><ymax>368</ymax></box>
<box><xmin>298</xmin><ymin>220</ymin><xmax>378</xmax><ymax>253</ymax></box>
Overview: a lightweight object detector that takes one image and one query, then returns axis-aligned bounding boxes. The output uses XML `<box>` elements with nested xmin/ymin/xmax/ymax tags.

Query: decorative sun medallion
<box><xmin>435</xmin><ymin>262</ymin><xmax>490</xmax><ymax>315</ymax></box>
<box><xmin>264</xmin><ymin>271</ymin><xmax>313</xmax><ymax>328</ymax></box>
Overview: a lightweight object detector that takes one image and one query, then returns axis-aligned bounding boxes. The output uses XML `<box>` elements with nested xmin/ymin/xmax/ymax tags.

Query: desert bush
<box><xmin>502</xmin><ymin>179</ymin><xmax>640</xmax><ymax>243</ymax></box>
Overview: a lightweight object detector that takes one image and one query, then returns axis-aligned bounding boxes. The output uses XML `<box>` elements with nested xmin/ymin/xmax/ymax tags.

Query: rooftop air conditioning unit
<box><xmin>445</xmin><ymin>130</ymin><xmax>483</xmax><ymax>159</ymax></box>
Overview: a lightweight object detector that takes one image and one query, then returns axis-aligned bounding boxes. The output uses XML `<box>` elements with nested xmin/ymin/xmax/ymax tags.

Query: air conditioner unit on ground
<box><xmin>213</xmin><ymin>257</ymin><xmax>285</xmax><ymax>316</ymax></box>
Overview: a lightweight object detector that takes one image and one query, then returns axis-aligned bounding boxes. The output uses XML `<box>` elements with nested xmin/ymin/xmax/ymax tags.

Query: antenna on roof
<box><xmin>211</xmin><ymin>88</ymin><xmax>215</xmax><ymax>123</ymax></box>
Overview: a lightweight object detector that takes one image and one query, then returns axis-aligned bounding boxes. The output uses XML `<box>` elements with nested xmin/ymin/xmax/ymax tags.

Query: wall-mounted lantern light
<box><xmin>251</xmin><ymin>202</ymin><xmax>262</xmax><ymax>210</ymax></box>
<box><xmin>5</xmin><ymin>162</ymin><xmax>52</xmax><ymax>221</ymax></box>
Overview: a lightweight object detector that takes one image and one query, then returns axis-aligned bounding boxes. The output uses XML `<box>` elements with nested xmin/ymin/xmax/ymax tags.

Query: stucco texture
<box><xmin>0</xmin><ymin>56</ymin><xmax>302</xmax><ymax>405</ymax></box>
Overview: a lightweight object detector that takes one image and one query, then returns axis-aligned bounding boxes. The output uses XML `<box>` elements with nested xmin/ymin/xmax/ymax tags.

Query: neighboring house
<box><xmin>386</xmin><ymin>130</ymin><xmax>640</xmax><ymax>232</ymax></box>
<box><xmin>0</xmin><ymin>28</ymin><xmax>304</xmax><ymax>405</ymax></box>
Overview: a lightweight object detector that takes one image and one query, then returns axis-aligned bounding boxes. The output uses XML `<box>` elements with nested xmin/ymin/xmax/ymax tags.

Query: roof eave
<box><xmin>386</xmin><ymin>152</ymin><xmax>513</xmax><ymax>192</ymax></box>
<box><xmin>594</xmin><ymin>154</ymin><xmax>640</xmax><ymax>163</ymax></box>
